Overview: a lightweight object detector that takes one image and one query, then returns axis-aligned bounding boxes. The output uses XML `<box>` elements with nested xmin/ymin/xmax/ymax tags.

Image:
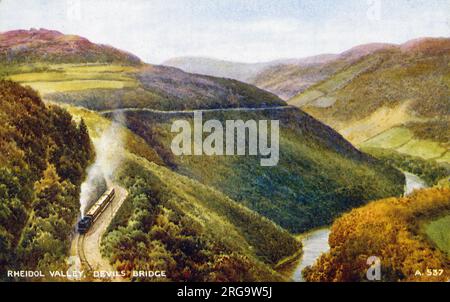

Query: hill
<box><xmin>164</xmin><ymin>39</ymin><xmax>449</xmax><ymax>163</ymax></box>
<box><xmin>0</xmin><ymin>29</ymin><xmax>285</xmax><ymax>111</ymax></box>
<box><xmin>0</xmin><ymin>29</ymin><xmax>413</xmax><ymax>280</ymax></box>
<box><xmin>0</xmin><ymin>28</ymin><xmax>141</xmax><ymax>65</ymax></box>
<box><xmin>0</xmin><ymin>80</ymin><xmax>94</xmax><ymax>279</ymax></box>
<box><xmin>105</xmin><ymin>107</ymin><xmax>406</xmax><ymax>233</ymax></box>
<box><xmin>164</xmin><ymin>44</ymin><xmax>395</xmax><ymax>100</ymax></box>
<box><xmin>40</xmin><ymin>64</ymin><xmax>285</xmax><ymax>111</ymax></box>
<box><xmin>65</xmin><ymin>104</ymin><xmax>301</xmax><ymax>282</ymax></box>
<box><xmin>0</xmin><ymin>81</ymin><xmax>301</xmax><ymax>281</ymax></box>
<box><xmin>291</xmin><ymin>38</ymin><xmax>450</xmax><ymax>163</ymax></box>
<box><xmin>0</xmin><ymin>29</ymin><xmax>406</xmax><ymax>233</ymax></box>
<box><xmin>163</xmin><ymin>56</ymin><xmax>275</xmax><ymax>82</ymax></box>
<box><xmin>304</xmin><ymin>187</ymin><xmax>450</xmax><ymax>282</ymax></box>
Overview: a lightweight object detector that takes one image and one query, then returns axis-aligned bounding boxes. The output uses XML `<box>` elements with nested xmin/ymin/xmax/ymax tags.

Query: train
<box><xmin>77</xmin><ymin>188</ymin><xmax>115</xmax><ymax>234</ymax></box>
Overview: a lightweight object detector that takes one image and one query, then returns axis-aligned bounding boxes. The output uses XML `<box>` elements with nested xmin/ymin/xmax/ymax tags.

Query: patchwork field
<box><xmin>4</xmin><ymin>64</ymin><xmax>140</xmax><ymax>95</ymax></box>
<box><xmin>361</xmin><ymin>126</ymin><xmax>449</xmax><ymax>163</ymax></box>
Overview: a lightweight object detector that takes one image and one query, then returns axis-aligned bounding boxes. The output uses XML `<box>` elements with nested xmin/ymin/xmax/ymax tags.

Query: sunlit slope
<box><xmin>0</xmin><ymin>29</ymin><xmax>141</xmax><ymax>65</ymax></box>
<box><xmin>108</xmin><ymin>107</ymin><xmax>405</xmax><ymax>233</ymax></box>
<box><xmin>289</xmin><ymin>38</ymin><xmax>450</xmax><ymax>163</ymax></box>
<box><xmin>304</xmin><ymin>188</ymin><xmax>450</xmax><ymax>282</ymax></box>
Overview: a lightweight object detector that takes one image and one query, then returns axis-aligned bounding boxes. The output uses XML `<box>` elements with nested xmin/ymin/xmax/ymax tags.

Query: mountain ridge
<box><xmin>164</xmin><ymin>37</ymin><xmax>450</xmax><ymax>100</ymax></box>
<box><xmin>0</xmin><ymin>28</ymin><xmax>142</xmax><ymax>65</ymax></box>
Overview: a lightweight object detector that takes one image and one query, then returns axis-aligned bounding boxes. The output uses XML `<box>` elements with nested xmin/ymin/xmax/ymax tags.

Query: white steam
<box><xmin>79</xmin><ymin>112</ymin><xmax>125</xmax><ymax>216</ymax></box>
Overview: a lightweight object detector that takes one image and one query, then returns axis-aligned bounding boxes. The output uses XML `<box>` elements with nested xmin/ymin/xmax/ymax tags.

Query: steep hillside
<box><xmin>304</xmin><ymin>188</ymin><xmax>450</xmax><ymax>282</ymax></box>
<box><xmin>106</xmin><ymin>107</ymin><xmax>405</xmax><ymax>233</ymax></box>
<box><xmin>0</xmin><ymin>28</ymin><xmax>141</xmax><ymax>65</ymax></box>
<box><xmin>101</xmin><ymin>154</ymin><xmax>300</xmax><ymax>281</ymax></box>
<box><xmin>0</xmin><ymin>29</ymin><xmax>412</xmax><ymax>281</ymax></box>
<box><xmin>290</xmin><ymin>38</ymin><xmax>450</xmax><ymax>163</ymax></box>
<box><xmin>66</xmin><ymin>105</ymin><xmax>301</xmax><ymax>282</ymax></box>
<box><xmin>0</xmin><ymin>81</ymin><xmax>94</xmax><ymax>279</ymax></box>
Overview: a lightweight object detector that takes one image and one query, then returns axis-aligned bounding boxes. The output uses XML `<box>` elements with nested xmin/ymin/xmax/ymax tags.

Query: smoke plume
<box><xmin>79</xmin><ymin>112</ymin><xmax>125</xmax><ymax>216</ymax></box>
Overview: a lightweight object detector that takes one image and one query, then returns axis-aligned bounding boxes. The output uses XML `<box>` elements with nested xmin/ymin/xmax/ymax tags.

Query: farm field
<box><xmin>3</xmin><ymin>64</ymin><xmax>140</xmax><ymax>95</ymax></box>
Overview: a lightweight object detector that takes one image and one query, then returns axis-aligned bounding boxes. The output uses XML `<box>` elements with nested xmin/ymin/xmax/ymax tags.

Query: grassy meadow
<box><xmin>424</xmin><ymin>214</ymin><xmax>450</xmax><ymax>256</ymax></box>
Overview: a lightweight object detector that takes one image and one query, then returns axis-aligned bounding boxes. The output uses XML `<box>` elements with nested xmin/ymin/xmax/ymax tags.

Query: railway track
<box><xmin>77</xmin><ymin>234</ymin><xmax>92</xmax><ymax>271</ymax></box>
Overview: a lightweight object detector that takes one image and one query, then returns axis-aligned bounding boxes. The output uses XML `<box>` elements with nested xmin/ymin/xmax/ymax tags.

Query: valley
<box><xmin>0</xmin><ymin>28</ymin><xmax>448</xmax><ymax>282</ymax></box>
<box><xmin>167</xmin><ymin>38</ymin><xmax>450</xmax><ymax>167</ymax></box>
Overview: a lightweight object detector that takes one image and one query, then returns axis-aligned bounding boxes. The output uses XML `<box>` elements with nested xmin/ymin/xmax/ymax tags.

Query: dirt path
<box><xmin>69</xmin><ymin>185</ymin><xmax>128</xmax><ymax>281</ymax></box>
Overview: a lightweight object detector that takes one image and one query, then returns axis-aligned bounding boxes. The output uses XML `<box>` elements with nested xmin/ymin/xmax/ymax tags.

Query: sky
<box><xmin>0</xmin><ymin>0</ymin><xmax>449</xmax><ymax>64</ymax></box>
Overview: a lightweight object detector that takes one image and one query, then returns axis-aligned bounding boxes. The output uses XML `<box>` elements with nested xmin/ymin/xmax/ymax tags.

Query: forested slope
<box><xmin>0</xmin><ymin>81</ymin><xmax>94</xmax><ymax>279</ymax></box>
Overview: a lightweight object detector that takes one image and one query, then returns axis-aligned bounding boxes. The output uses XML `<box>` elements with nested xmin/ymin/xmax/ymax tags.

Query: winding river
<box><xmin>291</xmin><ymin>171</ymin><xmax>428</xmax><ymax>282</ymax></box>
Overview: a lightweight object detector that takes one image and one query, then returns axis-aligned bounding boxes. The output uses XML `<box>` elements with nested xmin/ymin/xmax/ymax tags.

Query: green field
<box><xmin>361</xmin><ymin>126</ymin><xmax>449</xmax><ymax>163</ymax></box>
<box><xmin>116</xmin><ymin>108</ymin><xmax>405</xmax><ymax>233</ymax></box>
<box><xmin>424</xmin><ymin>214</ymin><xmax>450</xmax><ymax>256</ymax></box>
<box><xmin>3</xmin><ymin>64</ymin><xmax>140</xmax><ymax>95</ymax></box>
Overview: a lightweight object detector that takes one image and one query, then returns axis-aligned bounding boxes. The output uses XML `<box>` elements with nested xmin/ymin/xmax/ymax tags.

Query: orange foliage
<box><xmin>305</xmin><ymin>188</ymin><xmax>450</xmax><ymax>282</ymax></box>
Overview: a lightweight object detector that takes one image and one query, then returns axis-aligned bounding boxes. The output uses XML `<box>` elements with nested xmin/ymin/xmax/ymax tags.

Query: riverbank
<box><xmin>289</xmin><ymin>171</ymin><xmax>429</xmax><ymax>282</ymax></box>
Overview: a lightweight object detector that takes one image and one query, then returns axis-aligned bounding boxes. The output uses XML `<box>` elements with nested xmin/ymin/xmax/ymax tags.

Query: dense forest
<box><xmin>303</xmin><ymin>188</ymin><xmax>450</xmax><ymax>282</ymax></box>
<box><xmin>0</xmin><ymin>81</ymin><xmax>94</xmax><ymax>280</ymax></box>
<box><xmin>115</xmin><ymin>108</ymin><xmax>406</xmax><ymax>233</ymax></box>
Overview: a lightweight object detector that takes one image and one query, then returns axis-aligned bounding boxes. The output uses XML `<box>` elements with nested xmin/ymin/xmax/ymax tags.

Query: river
<box><xmin>403</xmin><ymin>172</ymin><xmax>428</xmax><ymax>196</ymax></box>
<box><xmin>291</xmin><ymin>171</ymin><xmax>428</xmax><ymax>282</ymax></box>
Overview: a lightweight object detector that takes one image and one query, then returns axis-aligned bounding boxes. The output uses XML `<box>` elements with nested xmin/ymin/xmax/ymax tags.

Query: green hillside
<box><xmin>0</xmin><ymin>29</ymin><xmax>141</xmax><ymax>65</ymax></box>
<box><xmin>0</xmin><ymin>81</ymin><xmax>94</xmax><ymax>280</ymax></box>
<box><xmin>66</xmin><ymin>105</ymin><xmax>301</xmax><ymax>282</ymax></box>
<box><xmin>108</xmin><ymin>107</ymin><xmax>405</xmax><ymax>233</ymax></box>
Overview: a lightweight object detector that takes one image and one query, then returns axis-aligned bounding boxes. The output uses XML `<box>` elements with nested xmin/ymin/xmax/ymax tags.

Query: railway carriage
<box><xmin>78</xmin><ymin>188</ymin><xmax>115</xmax><ymax>234</ymax></box>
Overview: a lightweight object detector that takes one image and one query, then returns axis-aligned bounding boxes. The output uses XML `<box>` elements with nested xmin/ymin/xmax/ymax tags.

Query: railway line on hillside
<box><xmin>70</xmin><ymin>185</ymin><xmax>128</xmax><ymax>281</ymax></box>
<box><xmin>99</xmin><ymin>105</ymin><xmax>295</xmax><ymax>115</ymax></box>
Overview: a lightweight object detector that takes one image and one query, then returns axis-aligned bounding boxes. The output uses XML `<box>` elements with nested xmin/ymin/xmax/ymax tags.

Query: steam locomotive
<box><xmin>78</xmin><ymin>188</ymin><xmax>115</xmax><ymax>234</ymax></box>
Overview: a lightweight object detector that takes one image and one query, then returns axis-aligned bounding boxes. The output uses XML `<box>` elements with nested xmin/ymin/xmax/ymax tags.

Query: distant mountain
<box><xmin>0</xmin><ymin>28</ymin><xmax>141</xmax><ymax>65</ymax></box>
<box><xmin>163</xmin><ymin>56</ymin><xmax>275</xmax><ymax>82</ymax></box>
<box><xmin>291</xmin><ymin>37</ymin><xmax>450</xmax><ymax>163</ymax></box>
<box><xmin>163</xmin><ymin>56</ymin><xmax>328</xmax><ymax>100</ymax></box>
<box><xmin>113</xmin><ymin>108</ymin><xmax>405</xmax><ymax>233</ymax></box>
